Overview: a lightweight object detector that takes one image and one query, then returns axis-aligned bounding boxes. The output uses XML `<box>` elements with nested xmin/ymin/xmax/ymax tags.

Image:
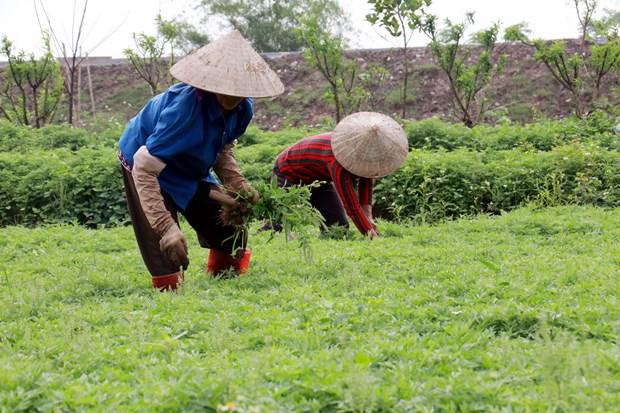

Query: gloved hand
<box><xmin>159</xmin><ymin>225</ymin><xmax>189</xmax><ymax>270</ymax></box>
<box><xmin>224</xmin><ymin>181</ymin><xmax>259</xmax><ymax>206</ymax></box>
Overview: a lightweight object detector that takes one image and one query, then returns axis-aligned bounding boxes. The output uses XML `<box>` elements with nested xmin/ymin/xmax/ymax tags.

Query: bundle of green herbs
<box><xmin>219</xmin><ymin>181</ymin><xmax>325</xmax><ymax>257</ymax></box>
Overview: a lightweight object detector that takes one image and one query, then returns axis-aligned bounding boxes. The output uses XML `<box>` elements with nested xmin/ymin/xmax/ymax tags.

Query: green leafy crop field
<box><xmin>1</xmin><ymin>206</ymin><xmax>619</xmax><ymax>412</ymax></box>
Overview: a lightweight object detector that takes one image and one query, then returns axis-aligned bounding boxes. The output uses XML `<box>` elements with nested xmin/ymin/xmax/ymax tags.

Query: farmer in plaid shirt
<box><xmin>273</xmin><ymin>112</ymin><xmax>408</xmax><ymax>237</ymax></box>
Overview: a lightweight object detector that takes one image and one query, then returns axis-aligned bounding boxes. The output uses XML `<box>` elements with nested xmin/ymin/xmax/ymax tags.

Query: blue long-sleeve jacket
<box><xmin>119</xmin><ymin>83</ymin><xmax>253</xmax><ymax>210</ymax></box>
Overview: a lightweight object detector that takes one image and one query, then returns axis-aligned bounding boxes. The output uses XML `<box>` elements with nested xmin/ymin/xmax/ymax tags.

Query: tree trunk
<box><xmin>402</xmin><ymin>44</ymin><xmax>408</xmax><ymax>118</ymax></box>
<box><xmin>86</xmin><ymin>59</ymin><xmax>96</xmax><ymax>119</ymax></box>
<box><xmin>67</xmin><ymin>67</ymin><xmax>75</xmax><ymax>126</ymax></box>
<box><xmin>76</xmin><ymin>58</ymin><xmax>82</xmax><ymax>126</ymax></box>
<box><xmin>333</xmin><ymin>83</ymin><xmax>341</xmax><ymax>122</ymax></box>
<box><xmin>32</xmin><ymin>87</ymin><xmax>40</xmax><ymax>128</ymax></box>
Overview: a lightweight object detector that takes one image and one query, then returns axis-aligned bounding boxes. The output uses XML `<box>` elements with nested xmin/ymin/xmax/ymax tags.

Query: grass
<box><xmin>1</xmin><ymin>205</ymin><xmax>619</xmax><ymax>412</ymax></box>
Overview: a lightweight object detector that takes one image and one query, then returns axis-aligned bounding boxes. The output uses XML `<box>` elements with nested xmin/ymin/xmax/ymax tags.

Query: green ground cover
<box><xmin>1</xmin><ymin>205</ymin><xmax>619</xmax><ymax>412</ymax></box>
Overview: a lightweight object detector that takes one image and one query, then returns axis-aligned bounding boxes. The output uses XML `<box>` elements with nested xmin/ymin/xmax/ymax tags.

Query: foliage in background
<box><xmin>0</xmin><ymin>147</ymin><xmax>126</xmax><ymax>227</ymax></box>
<box><xmin>296</xmin><ymin>15</ymin><xmax>368</xmax><ymax>122</ymax></box>
<box><xmin>374</xmin><ymin>141</ymin><xmax>620</xmax><ymax>222</ymax></box>
<box><xmin>124</xmin><ymin>15</ymin><xmax>181</xmax><ymax>95</ymax></box>
<box><xmin>195</xmin><ymin>0</ymin><xmax>346</xmax><ymax>53</ymax></box>
<box><xmin>0</xmin><ymin>119</ymin><xmax>120</xmax><ymax>152</ymax></box>
<box><xmin>366</xmin><ymin>0</ymin><xmax>431</xmax><ymax>118</ymax></box>
<box><xmin>358</xmin><ymin>62</ymin><xmax>391</xmax><ymax>109</ymax></box>
<box><xmin>505</xmin><ymin>1</ymin><xmax>620</xmax><ymax>118</ymax></box>
<box><xmin>573</xmin><ymin>0</ymin><xmax>599</xmax><ymax>43</ymax></box>
<box><xmin>0</xmin><ymin>34</ymin><xmax>63</xmax><ymax>128</ymax></box>
<box><xmin>420</xmin><ymin>13</ymin><xmax>507</xmax><ymax>127</ymax></box>
<box><xmin>590</xmin><ymin>7</ymin><xmax>620</xmax><ymax>39</ymax></box>
<box><xmin>2</xmin><ymin>114</ymin><xmax>620</xmax><ymax>227</ymax></box>
<box><xmin>164</xmin><ymin>17</ymin><xmax>209</xmax><ymax>54</ymax></box>
<box><xmin>404</xmin><ymin>112</ymin><xmax>619</xmax><ymax>151</ymax></box>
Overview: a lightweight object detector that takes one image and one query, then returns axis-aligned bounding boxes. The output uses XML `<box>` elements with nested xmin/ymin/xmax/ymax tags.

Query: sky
<box><xmin>0</xmin><ymin>0</ymin><xmax>619</xmax><ymax>58</ymax></box>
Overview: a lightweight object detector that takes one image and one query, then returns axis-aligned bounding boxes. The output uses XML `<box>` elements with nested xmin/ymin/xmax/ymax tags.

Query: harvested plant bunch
<box><xmin>219</xmin><ymin>181</ymin><xmax>325</xmax><ymax>255</ymax></box>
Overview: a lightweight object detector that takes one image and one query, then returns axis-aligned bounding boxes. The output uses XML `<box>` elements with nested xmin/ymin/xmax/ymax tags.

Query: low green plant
<box><xmin>1</xmin><ymin>206</ymin><xmax>620</xmax><ymax>411</ymax></box>
<box><xmin>0</xmin><ymin>148</ymin><xmax>126</xmax><ymax>227</ymax></box>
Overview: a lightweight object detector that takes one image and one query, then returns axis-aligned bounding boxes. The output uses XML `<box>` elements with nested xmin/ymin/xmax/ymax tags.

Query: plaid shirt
<box><xmin>276</xmin><ymin>134</ymin><xmax>374</xmax><ymax>234</ymax></box>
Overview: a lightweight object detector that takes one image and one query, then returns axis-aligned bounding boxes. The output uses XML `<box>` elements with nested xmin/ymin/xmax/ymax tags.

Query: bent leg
<box><xmin>182</xmin><ymin>182</ymin><xmax>250</xmax><ymax>276</ymax></box>
<box><xmin>121</xmin><ymin>166</ymin><xmax>183</xmax><ymax>289</ymax></box>
<box><xmin>310</xmin><ymin>182</ymin><xmax>349</xmax><ymax>229</ymax></box>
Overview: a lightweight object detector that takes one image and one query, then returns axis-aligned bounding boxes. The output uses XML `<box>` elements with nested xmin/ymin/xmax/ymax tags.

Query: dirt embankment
<box><xmin>86</xmin><ymin>40</ymin><xmax>618</xmax><ymax>129</ymax></box>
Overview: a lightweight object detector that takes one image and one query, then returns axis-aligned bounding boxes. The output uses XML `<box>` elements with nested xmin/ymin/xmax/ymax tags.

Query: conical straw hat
<box><xmin>332</xmin><ymin>112</ymin><xmax>408</xmax><ymax>178</ymax></box>
<box><xmin>170</xmin><ymin>31</ymin><xmax>285</xmax><ymax>98</ymax></box>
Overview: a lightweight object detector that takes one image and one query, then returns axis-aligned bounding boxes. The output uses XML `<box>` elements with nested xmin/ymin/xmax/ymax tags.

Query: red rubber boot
<box><xmin>151</xmin><ymin>271</ymin><xmax>183</xmax><ymax>291</ymax></box>
<box><xmin>206</xmin><ymin>249</ymin><xmax>251</xmax><ymax>277</ymax></box>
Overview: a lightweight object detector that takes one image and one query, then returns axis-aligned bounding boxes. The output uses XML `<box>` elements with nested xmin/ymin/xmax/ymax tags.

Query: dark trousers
<box><xmin>121</xmin><ymin>167</ymin><xmax>246</xmax><ymax>276</ymax></box>
<box><xmin>273</xmin><ymin>168</ymin><xmax>349</xmax><ymax>229</ymax></box>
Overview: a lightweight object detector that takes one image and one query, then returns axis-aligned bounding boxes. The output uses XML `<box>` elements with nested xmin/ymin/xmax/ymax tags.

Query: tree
<box><xmin>34</xmin><ymin>0</ymin><xmax>119</xmax><ymax>125</ymax></box>
<box><xmin>359</xmin><ymin>63</ymin><xmax>391</xmax><ymax>109</ymax></box>
<box><xmin>196</xmin><ymin>0</ymin><xmax>346</xmax><ymax>53</ymax></box>
<box><xmin>296</xmin><ymin>16</ymin><xmax>368</xmax><ymax>122</ymax></box>
<box><xmin>573</xmin><ymin>0</ymin><xmax>598</xmax><ymax>44</ymax></box>
<box><xmin>162</xmin><ymin>17</ymin><xmax>209</xmax><ymax>54</ymax></box>
<box><xmin>590</xmin><ymin>8</ymin><xmax>620</xmax><ymax>40</ymax></box>
<box><xmin>420</xmin><ymin>13</ymin><xmax>506</xmax><ymax>127</ymax></box>
<box><xmin>366</xmin><ymin>0</ymin><xmax>431</xmax><ymax>118</ymax></box>
<box><xmin>505</xmin><ymin>4</ymin><xmax>620</xmax><ymax>118</ymax></box>
<box><xmin>124</xmin><ymin>15</ymin><xmax>180</xmax><ymax>95</ymax></box>
<box><xmin>0</xmin><ymin>33</ymin><xmax>63</xmax><ymax>127</ymax></box>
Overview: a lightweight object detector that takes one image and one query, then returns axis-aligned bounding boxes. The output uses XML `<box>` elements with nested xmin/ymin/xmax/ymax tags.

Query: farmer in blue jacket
<box><xmin>118</xmin><ymin>31</ymin><xmax>284</xmax><ymax>290</ymax></box>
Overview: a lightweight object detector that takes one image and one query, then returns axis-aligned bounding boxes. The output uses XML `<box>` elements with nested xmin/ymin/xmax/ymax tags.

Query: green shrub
<box><xmin>3</xmin><ymin>119</ymin><xmax>620</xmax><ymax>227</ymax></box>
<box><xmin>0</xmin><ymin>148</ymin><xmax>126</xmax><ymax>227</ymax></box>
<box><xmin>236</xmin><ymin>125</ymin><xmax>313</xmax><ymax>148</ymax></box>
<box><xmin>405</xmin><ymin>118</ymin><xmax>473</xmax><ymax>150</ymax></box>
<box><xmin>237</xmin><ymin>143</ymin><xmax>287</xmax><ymax>182</ymax></box>
<box><xmin>236</xmin><ymin>126</ymin><xmax>319</xmax><ymax>182</ymax></box>
<box><xmin>0</xmin><ymin>120</ymin><xmax>32</xmax><ymax>151</ymax></box>
<box><xmin>405</xmin><ymin>113</ymin><xmax>620</xmax><ymax>152</ymax></box>
<box><xmin>374</xmin><ymin>143</ymin><xmax>620</xmax><ymax>222</ymax></box>
<box><xmin>0</xmin><ymin>120</ymin><xmax>121</xmax><ymax>152</ymax></box>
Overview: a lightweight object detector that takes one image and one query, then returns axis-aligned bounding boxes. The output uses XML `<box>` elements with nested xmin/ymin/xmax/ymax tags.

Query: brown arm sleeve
<box><xmin>132</xmin><ymin>146</ymin><xmax>176</xmax><ymax>237</ymax></box>
<box><xmin>212</xmin><ymin>143</ymin><xmax>246</xmax><ymax>189</ymax></box>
